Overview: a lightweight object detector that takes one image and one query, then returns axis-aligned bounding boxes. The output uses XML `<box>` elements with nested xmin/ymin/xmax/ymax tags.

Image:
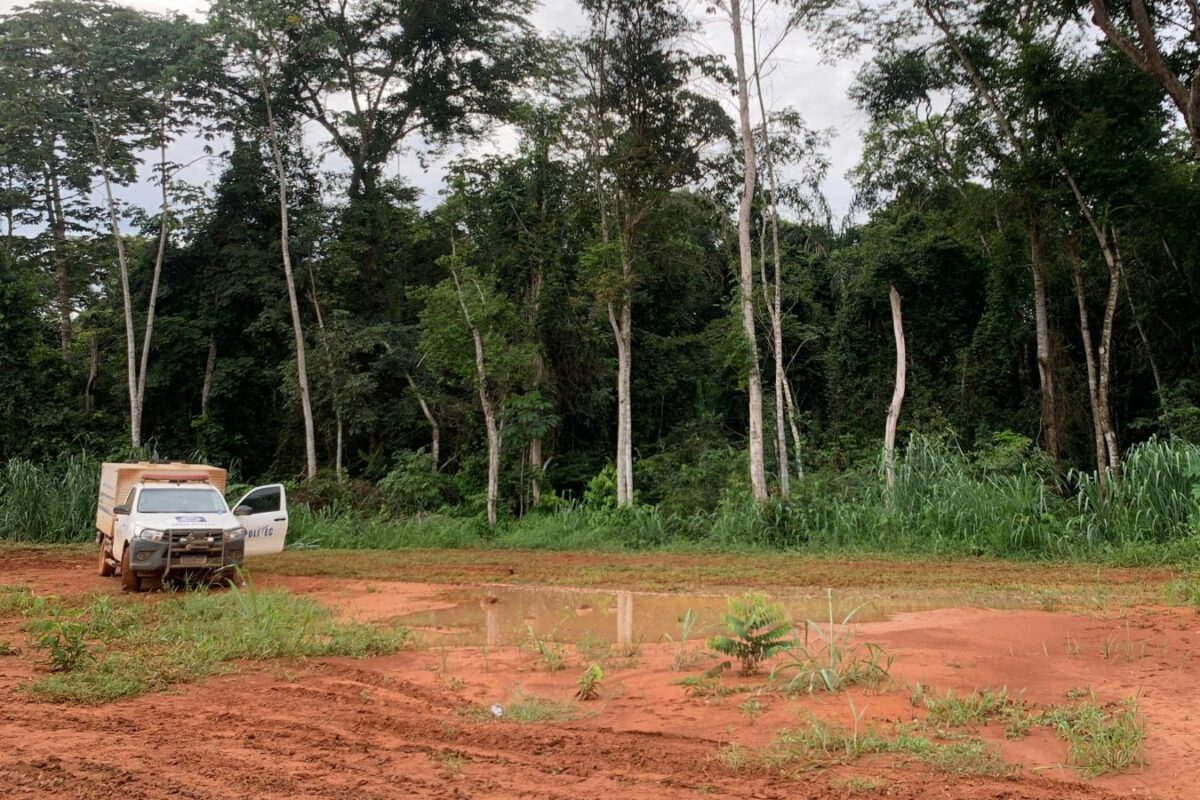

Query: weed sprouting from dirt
<box><xmin>771</xmin><ymin>590</ymin><xmax>893</xmax><ymax>694</ymax></box>
<box><xmin>22</xmin><ymin>584</ymin><xmax>407</xmax><ymax>703</ymax></box>
<box><xmin>575</xmin><ymin>664</ymin><xmax>604</xmax><ymax>700</ymax></box>
<box><xmin>522</xmin><ymin>626</ymin><xmax>567</xmax><ymax>672</ymax></box>
<box><xmin>708</xmin><ymin>593</ymin><xmax>791</xmax><ymax>676</ymax></box>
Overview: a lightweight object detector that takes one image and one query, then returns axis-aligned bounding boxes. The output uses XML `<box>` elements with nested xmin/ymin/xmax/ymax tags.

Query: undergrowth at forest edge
<box><xmin>3</xmin><ymin>438</ymin><xmax>1199</xmax><ymax>565</ymax></box>
<box><xmin>8</xmin><ymin>582</ymin><xmax>406</xmax><ymax>703</ymax></box>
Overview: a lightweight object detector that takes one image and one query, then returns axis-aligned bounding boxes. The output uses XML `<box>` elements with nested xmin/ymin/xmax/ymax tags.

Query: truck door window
<box><xmin>241</xmin><ymin>486</ymin><xmax>281</xmax><ymax>514</ymax></box>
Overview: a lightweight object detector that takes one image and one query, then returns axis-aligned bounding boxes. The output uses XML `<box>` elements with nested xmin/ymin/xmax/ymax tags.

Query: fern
<box><xmin>707</xmin><ymin>593</ymin><xmax>792</xmax><ymax>675</ymax></box>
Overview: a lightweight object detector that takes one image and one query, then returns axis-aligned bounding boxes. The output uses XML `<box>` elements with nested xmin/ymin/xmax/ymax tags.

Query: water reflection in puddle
<box><xmin>391</xmin><ymin>586</ymin><xmax>987</xmax><ymax>648</ymax></box>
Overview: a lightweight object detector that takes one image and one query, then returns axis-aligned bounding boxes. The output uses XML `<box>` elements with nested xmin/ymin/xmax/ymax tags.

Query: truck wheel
<box><xmin>120</xmin><ymin>546</ymin><xmax>142</xmax><ymax>592</ymax></box>
<box><xmin>97</xmin><ymin>538</ymin><xmax>115</xmax><ymax>577</ymax></box>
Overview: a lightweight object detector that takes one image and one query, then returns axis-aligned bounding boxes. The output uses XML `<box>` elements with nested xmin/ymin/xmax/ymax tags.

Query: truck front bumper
<box><xmin>128</xmin><ymin>538</ymin><xmax>245</xmax><ymax>574</ymax></box>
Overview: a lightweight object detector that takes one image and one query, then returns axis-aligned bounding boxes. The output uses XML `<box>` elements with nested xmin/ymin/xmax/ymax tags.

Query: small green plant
<box><xmin>524</xmin><ymin>627</ymin><xmax>567</xmax><ymax>672</ymax></box>
<box><xmin>575</xmin><ymin>663</ymin><xmax>604</xmax><ymax>700</ymax></box>
<box><xmin>707</xmin><ymin>593</ymin><xmax>791</xmax><ymax>676</ymax></box>
<box><xmin>576</xmin><ymin>630</ymin><xmax>610</xmax><ymax>663</ymax></box>
<box><xmin>739</xmin><ymin>696</ymin><xmax>763</xmax><ymax>724</ymax></box>
<box><xmin>772</xmin><ymin>590</ymin><xmax>893</xmax><ymax>693</ymax></box>
<box><xmin>665</xmin><ymin>608</ymin><xmax>703</xmax><ymax>671</ymax></box>
<box><xmin>32</xmin><ymin>619</ymin><xmax>91</xmax><ymax>673</ymax></box>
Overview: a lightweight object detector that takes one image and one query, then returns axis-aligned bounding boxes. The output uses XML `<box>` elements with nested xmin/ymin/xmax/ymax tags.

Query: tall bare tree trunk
<box><xmin>750</xmin><ymin>8</ymin><xmax>791</xmax><ymax>497</ymax></box>
<box><xmin>610</xmin><ymin>261</ymin><xmax>634</xmax><ymax>506</ymax></box>
<box><xmin>406</xmin><ymin>372</ymin><xmax>440</xmax><ymax>473</ymax></box>
<box><xmin>1070</xmin><ymin>254</ymin><xmax>1109</xmax><ymax>489</ymax></box>
<box><xmin>92</xmin><ymin>135</ymin><xmax>140</xmax><ymax>450</ymax></box>
<box><xmin>1122</xmin><ymin>268</ymin><xmax>1163</xmax><ymax>408</ymax></box>
<box><xmin>1029</xmin><ymin>230</ymin><xmax>1059</xmax><ymax>461</ymax></box>
<box><xmin>884</xmin><ymin>286</ymin><xmax>906</xmax><ymax>492</ymax></box>
<box><xmin>450</xmin><ymin>266</ymin><xmax>501</xmax><ymax>526</ymax></box>
<box><xmin>45</xmin><ymin>170</ymin><xmax>72</xmax><ymax>356</ymax></box>
<box><xmin>729</xmin><ymin>0</ymin><xmax>768</xmax><ymax>503</ymax></box>
<box><xmin>1063</xmin><ymin>170</ymin><xmax>1122</xmax><ymax>474</ymax></box>
<box><xmin>781</xmin><ymin>377</ymin><xmax>805</xmax><ymax>479</ymax></box>
<box><xmin>260</xmin><ymin>75</ymin><xmax>317</xmax><ymax>479</ymax></box>
<box><xmin>134</xmin><ymin>135</ymin><xmax>170</xmax><ymax>445</ymax></box>
<box><xmin>201</xmin><ymin>337</ymin><xmax>216</xmax><ymax>418</ymax></box>
<box><xmin>528</xmin><ymin>268</ymin><xmax>545</xmax><ymax>507</ymax></box>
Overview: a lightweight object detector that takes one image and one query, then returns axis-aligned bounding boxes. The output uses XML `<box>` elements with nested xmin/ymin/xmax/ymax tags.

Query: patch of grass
<box><xmin>923</xmin><ymin>687</ymin><xmax>1012</xmax><ymax>728</ymax></box>
<box><xmin>521</xmin><ymin>626</ymin><xmax>567</xmax><ymax>672</ymax></box>
<box><xmin>576</xmin><ymin>630</ymin><xmax>610</xmax><ymax>663</ymax></box>
<box><xmin>0</xmin><ymin>641</ymin><xmax>19</xmax><ymax>655</ymax></box>
<box><xmin>1043</xmin><ymin>698</ymin><xmax>1146</xmax><ymax>776</ymax></box>
<box><xmin>772</xmin><ymin>589</ymin><xmax>893</xmax><ymax>694</ymax></box>
<box><xmin>756</xmin><ymin>716</ymin><xmax>1013</xmax><ymax>777</ymax></box>
<box><xmin>468</xmin><ymin>690</ymin><xmax>579</xmax><ymax>724</ymax></box>
<box><xmin>0</xmin><ymin>585</ymin><xmax>35</xmax><ymax>617</ymax></box>
<box><xmin>22</xmin><ymin>583</ymin><xmax>407</xmax><ymax>703</ymax></box>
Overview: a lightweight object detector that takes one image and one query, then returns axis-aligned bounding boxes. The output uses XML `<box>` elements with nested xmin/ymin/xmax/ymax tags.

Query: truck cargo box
<box><xmin>96</xmin><ymin>462</ymin><xmax>227</xmax><ymax>537</ymax></box>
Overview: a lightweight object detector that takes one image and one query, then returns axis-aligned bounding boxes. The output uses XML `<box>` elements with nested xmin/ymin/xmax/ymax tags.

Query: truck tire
<box><xmin>97</xmin><ymin>537</ymin><xmax>115</xmax><ymax>577</ymax></box>
<box><xmin>120</xmin><ymin>546</ymin><xmax>142</xmax><ymax>592</ymax></box>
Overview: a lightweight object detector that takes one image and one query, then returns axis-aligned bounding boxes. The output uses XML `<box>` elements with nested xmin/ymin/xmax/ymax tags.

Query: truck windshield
<box><xmin>137</xmin><ymin>488</ymin><xmax>226</xmax><ymax>514</ymax></box>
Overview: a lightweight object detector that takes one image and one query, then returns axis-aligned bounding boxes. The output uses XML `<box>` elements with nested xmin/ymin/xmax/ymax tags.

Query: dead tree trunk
<box><xmin>883</xmin><ymin>286</ymin><xmax>906</xmax><ymax>492</ymax></box>
<box><xmin>729</xmin><ymin>0</ymin><xmax>769</xmax><ymax>503</ymax></box>
<box><xmin>134</xmin><ymin>135</ymin><xmax>170</xmax><ymax>446</ymax></box>
<box><xmin>260</xmin><ymin>72</ymin><xmax>317</xmax><ymax>479</ymax></box>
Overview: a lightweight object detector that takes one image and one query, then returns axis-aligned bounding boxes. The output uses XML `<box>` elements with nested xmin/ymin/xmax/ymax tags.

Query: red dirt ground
<box><xmin>1</xmin><ymin>548</ymin><xmax>1196</xmax><ymax>799</ymax></box>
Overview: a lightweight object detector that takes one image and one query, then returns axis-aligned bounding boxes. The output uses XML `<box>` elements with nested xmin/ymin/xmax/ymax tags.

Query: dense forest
<box><xmin>1</xmin><ymin>0</ymin><xmax>1198</xmax><ymax>558</ymax></box>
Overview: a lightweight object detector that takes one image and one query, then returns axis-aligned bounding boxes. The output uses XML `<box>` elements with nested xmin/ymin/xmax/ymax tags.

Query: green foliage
<box><xmin>575</xmin><ymin>663</ymin><xmax>603</xmax><ymax>700</ymax></box>
<box><xmin>0</xmin><ymin>455</ymin><xmax>97</xmax><ymax>543</ymax></box>
<box><xmin>1043</xmin><ymin>698</ymin><xmax>1146</xmax><ymax>777</ymax></box>
<box><xmin>707</xmin><ymin>594</ymin><xmax>792</xmax><ymax>676</ymax></box>
<box><xmin>772</xmin><ymin>590</ymin><xmax>893</xmax><ymax>693</ymax></box>
<box><xmin>22</xmin><ymin>583</ymin><xmax>407</xmax><ymax>703</ymax></box>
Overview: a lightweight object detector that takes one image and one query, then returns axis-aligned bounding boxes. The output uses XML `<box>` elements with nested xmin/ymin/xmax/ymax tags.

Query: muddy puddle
<box><xmin>390</xmin><ymin>585</ymin><xmax>1037</xmax><ymax>647</ymax></box>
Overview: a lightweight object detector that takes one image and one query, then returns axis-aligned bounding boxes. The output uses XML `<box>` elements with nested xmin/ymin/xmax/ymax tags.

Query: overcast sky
<box><xmin>1</xmin><ymin>0</ymin><xmax>869</xmax><ymax>224</ymax></box>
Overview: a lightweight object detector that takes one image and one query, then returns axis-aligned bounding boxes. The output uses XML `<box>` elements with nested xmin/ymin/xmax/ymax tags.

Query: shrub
<box><xmin>708</xmin><ymin>593</ymin><xmax>792</xmax><ymax>676</ymax></box>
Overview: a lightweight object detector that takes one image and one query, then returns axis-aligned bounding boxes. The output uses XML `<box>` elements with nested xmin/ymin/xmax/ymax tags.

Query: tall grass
<box><xmin>0</xmin><ymin>455</ymin><xmax>97</xmax><ymax>543</ymax></box>
<box><xmin>4</xmin><ymin>438</ymin><xmax>1198</xmax><ymax>563</ymax></box>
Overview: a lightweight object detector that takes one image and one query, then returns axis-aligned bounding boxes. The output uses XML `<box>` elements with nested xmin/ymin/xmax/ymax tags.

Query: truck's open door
<box><xmin>232</xmin><ymin>484</ymin><xmax>289</xmax><ymax>556</ymax></box>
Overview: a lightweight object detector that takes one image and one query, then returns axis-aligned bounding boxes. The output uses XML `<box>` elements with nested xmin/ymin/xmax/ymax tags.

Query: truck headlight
<box><xmin>226</xmin><ymin>526</ymin><xmax>246</xmax><ymax>542</ymax></box>
<box><xmin>134</xmin><ymin>527</ymin><xmax>165</xmax><ymax>541</ymax></box>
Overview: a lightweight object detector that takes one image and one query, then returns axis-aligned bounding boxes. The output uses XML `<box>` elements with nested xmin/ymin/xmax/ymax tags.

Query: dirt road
<box><xmin>1</xmin><ymin>547</ymin><xmax>1194</xmax><ymax>799</ymax></box>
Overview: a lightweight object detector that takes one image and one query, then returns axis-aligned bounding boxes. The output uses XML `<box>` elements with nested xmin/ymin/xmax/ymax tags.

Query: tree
<box><xmin>722</xmin><ymin>0</ymin><xmax>769</xmax><ymax>503</ymax></box>
<box><xmin>574</xmin><ymin>0</ymin><xmax>731</xmax><ymax>506</ymax></box>
<box><xmin>212</xmin><ymin>0</ymin><xmax>318</xmax><ymax>478</ymax></box>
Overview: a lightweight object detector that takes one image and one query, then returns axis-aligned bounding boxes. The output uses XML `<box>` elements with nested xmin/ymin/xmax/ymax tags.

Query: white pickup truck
<box><xmin>96</xmin><ymin>462</ymin><xmax>288</xmax><ymax>591</ymax></box>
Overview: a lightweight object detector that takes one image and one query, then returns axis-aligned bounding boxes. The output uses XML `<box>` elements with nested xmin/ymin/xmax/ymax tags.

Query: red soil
<box><xmin>1</xmin><ymin>549</ymin><xmax>1195</xmax><ymax>799</ymax></box>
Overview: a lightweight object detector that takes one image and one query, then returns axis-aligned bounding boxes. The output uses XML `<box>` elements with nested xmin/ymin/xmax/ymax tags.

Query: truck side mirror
<box><xmin>114</xmin><ymin>504</ymin><xmax>130</xmax><ymax>515</ymax></box>
<box><xmin>234</xmin><ymin>505</ymin><xmax>252</xmax><ymax>516</ymax></box>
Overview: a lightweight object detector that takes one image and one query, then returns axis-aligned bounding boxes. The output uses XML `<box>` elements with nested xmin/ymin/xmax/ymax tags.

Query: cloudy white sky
<box><xmin>1</xmin><ymin>0</ymin><xmax>869</xmax><ymax>223</ymax></box>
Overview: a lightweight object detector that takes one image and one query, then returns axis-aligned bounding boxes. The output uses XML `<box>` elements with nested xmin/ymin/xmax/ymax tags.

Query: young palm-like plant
<box><xmin>707</xmin><ymin>593</ymin><xmax>792</xmax><ymax>675</ymax></box>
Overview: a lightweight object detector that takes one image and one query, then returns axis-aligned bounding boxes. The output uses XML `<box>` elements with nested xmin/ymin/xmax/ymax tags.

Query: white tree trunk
<box><xmin>201</xmin><ymin>338</ymin><xmax>216</xmax><ymax>418</ymax></box>
<box><xmin>1029</xmin><ymin>232</ymin><xmax>1059</xmax><ymax>461</ymax></box>
<box><xmin>96</xmin><ymin>158</ymin><xmax>140</xmax><ymax>450</ymax></box>
<box><xmin>883</xmin><ymin>286</ymin><xmax>906</xmax><ymax>492</ymax></box>
<box><xmin>451</xmin><ymin>267</ymin><xmax>501</xmax><ymax>526</ymax></box>
<box><xmin>261</xmin><ymin>74</ymin><xmax>317</xmax><ymax>479</ymax></box>
<box><xmin>729</xmin><ymin>0</ymin><xmax>768</xmax><ymax>503</ymax></box>
<box><xmin>610</xmin><ymin>287</ymin><xmax>634</xmax><ymax>506</ymax></box>
<box><xmin>1071</xmin><ymin>256</ymin><xmax>1110</xmax><ymax>489</ymax></box>
<box><xmin>406</xmin><ymin>372</ymin><xmax>440</xmax><ymax>473</ymax></box>
<box><xmin>134</xmin><ymin>135</ymin><xmax>170</xmax><ymax>444</ymax></box>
